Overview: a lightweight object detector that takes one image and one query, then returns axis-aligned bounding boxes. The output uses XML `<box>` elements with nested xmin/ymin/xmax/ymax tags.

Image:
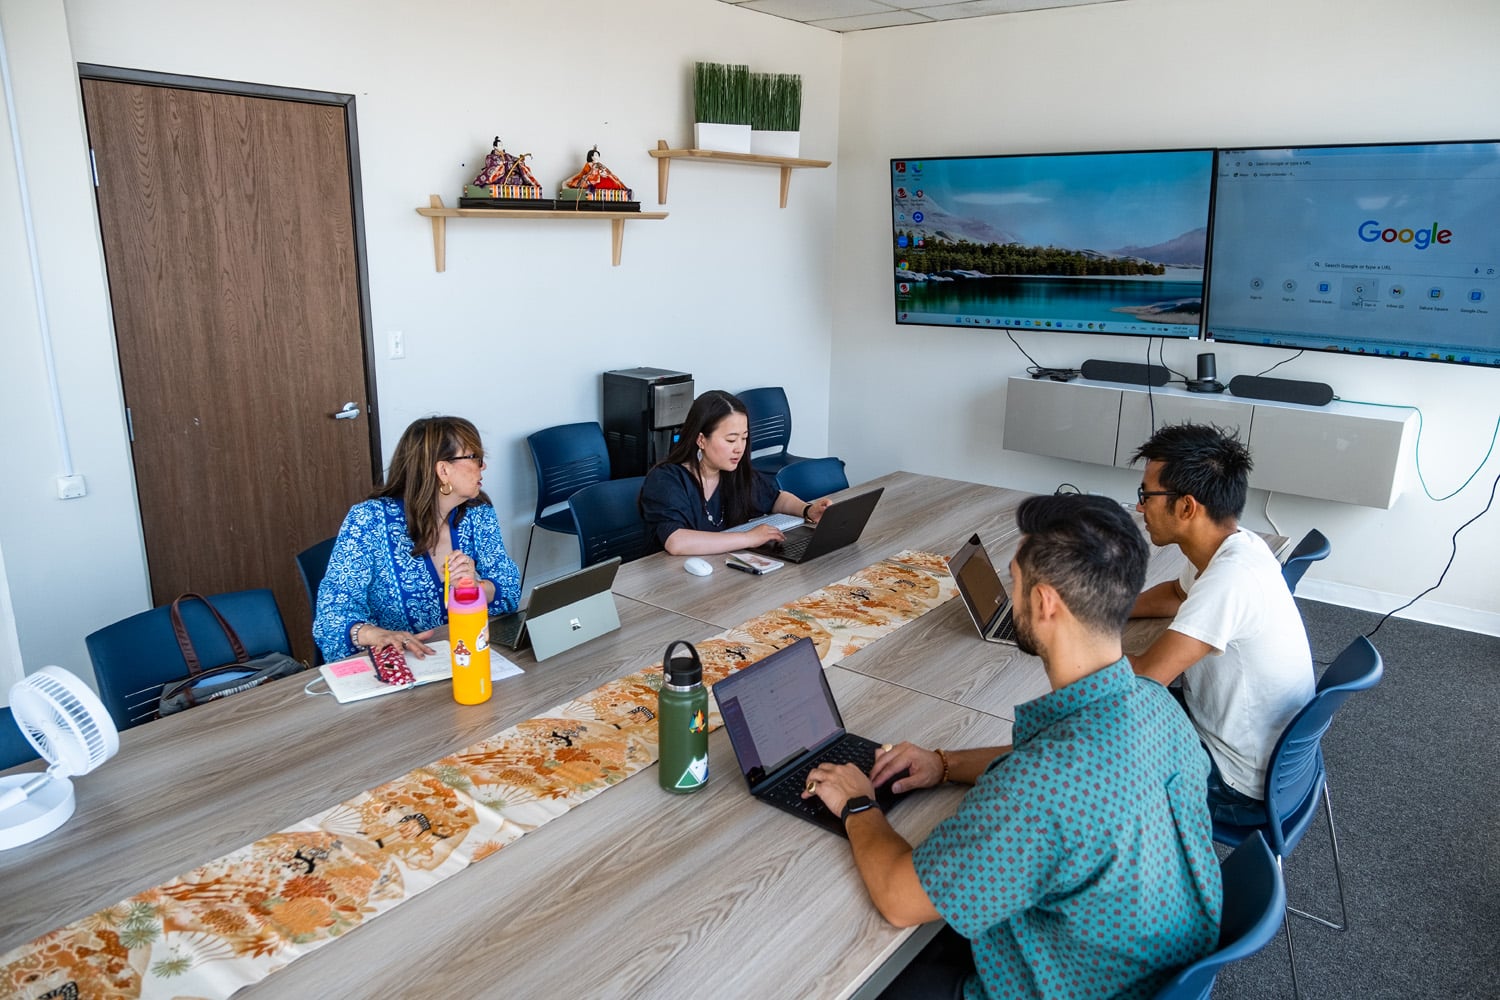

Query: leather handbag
<box><xmin>157</xmin><ymin>593</ymin><xmax>307</xmax><ymax>717</ymax></box>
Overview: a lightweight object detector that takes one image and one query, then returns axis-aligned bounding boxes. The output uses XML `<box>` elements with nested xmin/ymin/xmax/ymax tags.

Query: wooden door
<box><xmin>82</xmin><ymin>79</ymin><xmax>375</xmax><ymax>663</ymax></box>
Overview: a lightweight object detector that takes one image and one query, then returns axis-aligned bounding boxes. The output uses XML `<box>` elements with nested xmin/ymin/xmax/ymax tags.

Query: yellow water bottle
<box><xmin>448</xmin><ymin>580</ymin><xmax>491</xmax><ymax>704</ymax></box>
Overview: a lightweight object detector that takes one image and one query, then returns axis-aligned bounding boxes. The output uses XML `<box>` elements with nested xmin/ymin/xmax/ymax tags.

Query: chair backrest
<box><xmin>0</xmin><ymin>705</ymin><xmax>41</xmax><ymax>771</ymax></box>
<box><xmin>775</xmin><ymin>456</ymin><xmax>849</xmax><ymax>500</ymax></box>
<box><xmin>1152</xmin><ymin>831</ymin><xmax>1287</xmax><ymax>1000</ymax></box>
<box><xmin>569</xmin><ymin>477</ymin><xmax>652</xmax><ymax>567</ymax></box>
<box><xmin>296</xmin><ymin>536</ymin><xmax>337</xmax><ymax>612</ymax></box>
<box><xmin>84</xmin><ymin>589</ymin><xmax>292</xmax><ymax>732</ymax></box>
<box><xmin>739</xmin><ymin>387</ymin><xmax>793</xmax><ymax>459</ymax></box>
<box><xmin>1281</xmin><ymin>529</ymin><xmax>1331</xmax><ymax>592</ymax></box>
<box><xmin>528</xmin><ymin>422</ymin><xmax>611</xmax><ymax>521</ymax></box>
<box><xmin>1262</xmin><ymin>635</ymin><xmax>1383</xmax><ymax>856</ymax></box>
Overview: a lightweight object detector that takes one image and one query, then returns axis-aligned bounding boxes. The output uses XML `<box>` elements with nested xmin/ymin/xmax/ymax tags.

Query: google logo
<box><xmin>1358</xmin><ymin>220</ymin><xmax>1452</xmax><ymax>250</ymax></box>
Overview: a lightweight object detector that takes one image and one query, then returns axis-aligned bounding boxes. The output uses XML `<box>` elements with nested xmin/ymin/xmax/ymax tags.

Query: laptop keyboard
<box><xmin>492</xmin><ymin>613</ymin><xmax>525</xmax><ymax>648</ymax></box>
<box><xmin>992</xmin><ymin>611</ymin><xmax>1019</xmax><ymax>643</ymax></box>
<box><xmin>726</xmin><ymin>512</ymin><xmax>805</xmax><ymax>534</ymax></box>
<box><xmin>775</xmin><ymin>532</ymin><xmax>813</xmax><ymax>561</ymax></box>
<box><xmin>761</xmin><ymin>737</ymin><xmax>877</xmax><ymax>817</ymax></box>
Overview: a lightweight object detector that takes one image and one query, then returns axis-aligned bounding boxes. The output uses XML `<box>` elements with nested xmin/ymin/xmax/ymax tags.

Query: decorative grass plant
<box><xmin>694</xmin><ymin>62</ymin><xmax>751</xmax><ymax>126</ymax></box>
<box><xmin>694</xmin><ymin>62</ymin><xmax>753</xmax><ymax>152</ymax></box>
<box><xmin>750</xmin><ymin>73</ymin><xmax>802</xmax><ymax>133</ymax></box>
<box><xmin>748</xmin><ymin>72</ymin><xmax>802</xmax><ymax>157</ymax></box>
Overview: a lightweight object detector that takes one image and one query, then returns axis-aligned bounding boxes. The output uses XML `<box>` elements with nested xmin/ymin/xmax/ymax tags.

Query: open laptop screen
<box><xmin>950</xmin><ymin>534</ymin><xmax>1008</xmax><ymax>629</ymax></box>
<box><xmin>714</xmin><ymin>638</ymin><xmax>843</xmax><ymax>784</ymax></box>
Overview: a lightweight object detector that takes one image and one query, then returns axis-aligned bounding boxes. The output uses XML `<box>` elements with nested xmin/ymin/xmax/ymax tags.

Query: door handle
<box><xmin>332</xmin><ymin>402</ymin><xmax>361</xmax><ymax>420</ymax></box>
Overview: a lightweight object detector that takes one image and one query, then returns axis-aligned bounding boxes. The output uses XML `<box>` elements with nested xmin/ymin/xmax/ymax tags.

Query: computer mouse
<box><xmin>683</xmin><ymin>557</ymin><xmax>714</xmax><ymax>577</ymax></box>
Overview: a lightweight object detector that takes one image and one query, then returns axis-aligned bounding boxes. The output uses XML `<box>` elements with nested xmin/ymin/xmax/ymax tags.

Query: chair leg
<box><xmin>518</xmin><ymin>523</ymin><xmax>537</xmax><ymax>588</ymax></box>
<box><xmin>1283</xmin><ymin>895</ymin><xmax>1303</xmax><ymax>1000</ymax></box>
<box><xmin>1287</xmin><ymin>783</ymin><xmax>1350</xmax><ymax>932</ymax></box>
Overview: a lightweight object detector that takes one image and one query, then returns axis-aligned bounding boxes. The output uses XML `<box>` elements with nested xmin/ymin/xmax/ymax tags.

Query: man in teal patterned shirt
<box><xmin>803</xmin><ymin>494</ymin><xmax>1222</xmax><ymax>999</ymax></box>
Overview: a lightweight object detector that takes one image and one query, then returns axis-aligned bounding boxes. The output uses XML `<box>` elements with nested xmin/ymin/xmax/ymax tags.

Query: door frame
<box><xmin>77</xmin><ymin>62</ymin><xmax>383</xmax><ymax>477</ymax></box>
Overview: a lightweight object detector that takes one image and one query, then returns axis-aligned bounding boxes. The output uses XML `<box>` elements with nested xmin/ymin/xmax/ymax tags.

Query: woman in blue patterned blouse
<box><xmin>314</xmin><ymin>416</ymin><xmax>522</xmax><ymax>662</ymax></box>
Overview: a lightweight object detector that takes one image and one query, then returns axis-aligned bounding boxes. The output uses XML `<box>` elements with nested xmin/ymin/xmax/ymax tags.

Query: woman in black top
<box><xmin>639</xmin><ymin>390</ymin><xmax>831</xmax><ymax>555</ymax></box>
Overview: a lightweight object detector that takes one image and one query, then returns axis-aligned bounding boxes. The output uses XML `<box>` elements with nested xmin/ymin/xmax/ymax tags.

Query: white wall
<box><xmin>0</xmin><ymin>0</ymin><xmax>841</xmax><ymax>685</ymax></box>
<box><xmin>832</xmin><ymin>0</ymin><xmax>1500</xmax><ymax>631</ymax></box>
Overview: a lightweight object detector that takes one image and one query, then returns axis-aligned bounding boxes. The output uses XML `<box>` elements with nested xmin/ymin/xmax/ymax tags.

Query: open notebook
<box><xmin>313</xmin><ymin>640</ymin><xmax>523</xmax><ymax>703</ymax></box>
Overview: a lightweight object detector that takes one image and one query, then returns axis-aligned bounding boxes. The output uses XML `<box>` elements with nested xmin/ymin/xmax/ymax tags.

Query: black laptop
<box><xmin>948</xmin><ymin>533</ymin><xmax>1019</xmax><ymax>645</ymax></box>
<box><xmin>712</xmin><ymin>636</ymin><xmax>909</xmax><ymax>837</ymax></box>
<box><xmin>751</xmin><ymin>487</ymin><xmax>884</xmax><ymax>564</ymax></box>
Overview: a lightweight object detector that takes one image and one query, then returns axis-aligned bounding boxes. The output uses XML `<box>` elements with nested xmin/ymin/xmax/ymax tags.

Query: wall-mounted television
<box><xmin>890</xmin><ymin>150</ymin><xmax>1215</xmax><ymax>338</ymax></box>
<box><xmin>1205</xmin><ymin>141</ymin><xmax>1500</xmax><ymax>367</ymax></box>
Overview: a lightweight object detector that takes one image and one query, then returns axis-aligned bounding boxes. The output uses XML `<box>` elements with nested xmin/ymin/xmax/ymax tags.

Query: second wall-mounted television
<box><xmin>891</xmin><ymin>149</ymin><xmax>1216</xmax><ymax>338</ymax></box>
<box><xmin>1205</xmin><ymin>140</ymin><xmax>1500</xmax><ymax>366</ymax></box>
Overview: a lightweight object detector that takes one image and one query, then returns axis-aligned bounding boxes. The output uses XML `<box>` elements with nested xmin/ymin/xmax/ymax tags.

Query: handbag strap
<box><xmin>169</xmin><ymin>593</ymin><xmax>250</xmax><ymax>675</ymax></box>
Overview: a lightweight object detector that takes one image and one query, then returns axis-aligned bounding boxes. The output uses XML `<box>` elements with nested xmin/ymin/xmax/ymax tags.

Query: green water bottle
<box><xmin>658</xmin><ymin>640</ymin><xmax>709</xmax><ymax>794</ymax></box>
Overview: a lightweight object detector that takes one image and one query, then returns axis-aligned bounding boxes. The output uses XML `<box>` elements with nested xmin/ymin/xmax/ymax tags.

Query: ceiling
<box><xmin>713</xmin><ymin>0</ymin><xmax>1123</xmax><ymax>33</ymax></box>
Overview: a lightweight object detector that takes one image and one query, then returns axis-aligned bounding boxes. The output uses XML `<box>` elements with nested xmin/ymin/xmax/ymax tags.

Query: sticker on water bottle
<box><xmin>689</xmin><ymin>709</ymin><xmax>706</xmax><ymax>733</ymax></box>
<box><xmin>475</xmin><ymin>625</ymin><xmax>489</xmax><ymax>653</ymax></box>
<box><xmin>674</xmin><ymin>754</ymin><xmax>709</xmax><ymax>789</ymax></box>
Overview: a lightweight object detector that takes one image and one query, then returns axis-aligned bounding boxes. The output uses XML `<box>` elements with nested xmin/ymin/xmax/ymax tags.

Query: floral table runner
<box><xmin>2</xmin><ymin>551</ymin><xmax>955</xmax><ymax>999</ymax></box>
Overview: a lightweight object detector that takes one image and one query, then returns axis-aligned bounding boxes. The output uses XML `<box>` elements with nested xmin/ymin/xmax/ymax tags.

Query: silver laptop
<box><xmin>948</xmin><ymin>533</ymin><xmax>1020</xmax><ymax>645</ymax></box>
<box><xmin>493</xmin><ymin>557</ymin><xmax>622</xmax><ymax>661</ymax></box>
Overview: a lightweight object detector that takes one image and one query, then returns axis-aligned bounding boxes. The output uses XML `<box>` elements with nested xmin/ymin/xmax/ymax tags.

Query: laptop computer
<box><xmin>491</xmin><ymin>557</ymin><xmax>622</xmax><ymax>661</ymax></box>
<box><xmin>948</xmin><ymin>533</ymin><xmax>1020</xmax><ymax>645</ymax></box>
<box><xmin>712</xmin><ymin>636</ymin><xmax>910</xmax><ymax>837</ymax></box>
<box><xmin>750</xmin><ymin>488</ymin><xmax>884</xmax><ymax>564</ymax></box>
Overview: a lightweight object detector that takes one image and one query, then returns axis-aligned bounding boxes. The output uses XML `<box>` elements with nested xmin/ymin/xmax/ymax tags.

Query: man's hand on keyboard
<box><xmin>801</xmin><ymin>762</ymin><xmax>875</xmax><ymax>818</ymax></box>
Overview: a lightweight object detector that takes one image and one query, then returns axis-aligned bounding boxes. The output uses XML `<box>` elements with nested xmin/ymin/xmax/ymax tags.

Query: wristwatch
<box><xmin>840</xmin><ymin>795</ymin><xmax>880</xmax><ymax>823</ymax></box>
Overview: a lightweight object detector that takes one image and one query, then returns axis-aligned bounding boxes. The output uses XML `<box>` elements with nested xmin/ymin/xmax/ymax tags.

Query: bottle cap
<box><xmin>662</xmin><ymin>640</ymin><xmax>703</xmax><ymax>687</ymax></box>
<box><xmin>453</xmin><ymin>582</ymin><xmax>481</xmax><ymax>603</ymax></box>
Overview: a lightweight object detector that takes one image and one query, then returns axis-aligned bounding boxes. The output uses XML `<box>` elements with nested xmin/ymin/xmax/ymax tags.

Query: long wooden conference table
<box><xmin>0</xmin><ymin>471</ymin><xmax>1276</xmax><ymax>999</ymax></box>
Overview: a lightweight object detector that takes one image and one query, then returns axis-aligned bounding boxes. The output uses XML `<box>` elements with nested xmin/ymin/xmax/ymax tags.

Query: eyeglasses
<box><xmin>447</xmin><ymin>453</ymin><xmax>483</xmax><ymax>465</ymax></box>
<box><xmin>1137</xmin><ymin>485</ymin><xmax>1178</xmax><ymax>504</ymax></box>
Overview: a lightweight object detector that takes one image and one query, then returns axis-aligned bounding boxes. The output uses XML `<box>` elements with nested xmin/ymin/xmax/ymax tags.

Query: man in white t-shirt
<box><xmin>1129</xmin><ymin>423</ymin><xmax>1314</xmax><ymax>824</ymax></box>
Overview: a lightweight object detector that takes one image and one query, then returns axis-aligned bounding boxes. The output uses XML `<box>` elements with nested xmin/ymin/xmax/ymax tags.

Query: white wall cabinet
<box><xmin>1003</xmin><ymin>377</ymin><xmax>1416</xmax><ymax>509</ymax></box>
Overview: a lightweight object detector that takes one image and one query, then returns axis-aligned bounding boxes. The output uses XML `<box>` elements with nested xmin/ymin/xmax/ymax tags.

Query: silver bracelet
<box><xmin>351</xmin><ymin>622</ymin><xmax>367</xmax><ymax>647</ymax></box>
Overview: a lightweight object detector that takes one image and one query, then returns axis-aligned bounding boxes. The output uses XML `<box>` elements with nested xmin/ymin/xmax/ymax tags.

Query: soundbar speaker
<box><xmin>1079</xmin><ymin>360</ymin><xmax>1170</xmax><ymax>387</ymax></box>
<box><xmin>1227</xmin><ymin>375</ymin><xmax>1334</xmax><ymax>407</ymax></box>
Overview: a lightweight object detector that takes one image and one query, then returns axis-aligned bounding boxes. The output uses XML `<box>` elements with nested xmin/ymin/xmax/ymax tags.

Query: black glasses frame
<box><xmin>1137</xmin><ymin>486</ymin><xmax>1179</xmax><ymax>504</ymax></box>
<box><xmin>446</xmin><ymin>453</ymin><xmax>483</xmax><ymax>464</ymax></box>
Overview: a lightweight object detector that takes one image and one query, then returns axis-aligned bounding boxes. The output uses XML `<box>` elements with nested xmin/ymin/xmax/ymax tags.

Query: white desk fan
<box><xmin>1</xmin><ymin>666</ymin><xmax>120</xmax><ymax>850</ymax></box>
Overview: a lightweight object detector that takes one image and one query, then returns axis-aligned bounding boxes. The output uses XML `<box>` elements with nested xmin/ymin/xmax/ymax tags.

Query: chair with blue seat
<box><xmin>1281</xmin><ymin>529</ymin><xmax>1331</xmax><ymax>593</ymax></box>
<box><xmin>1152</xmin><ymin>831</ymin><xmax>1287</xmax><ymax>1000</ymax></box>
<box><xmin>295</xmin><ymin>536</ymin><xmax>337</xmax><ymax>665</ymax></box>
<box><xmin>775</xmin><ymin>456</ymin><xmax>849</xmax><ymax>501</ymax></box>
<box><xmin>1211</xmin><ymin>635</ymin><xmax>1384</xmax><ymax>998</ymax></box>
<box><xmin>738</xmin><ymin>387</ymin><xmax>809</xmax><ymax>474</ymax></box>
<box><xmin>85</xmin><ymin>589</ymin><xmax>293</xmax><ymax>732</ymax></box>
<box><xmin>569</xmin><ymin>476</ymin><xmax>652</xmax><ymax>568</ymax></box>
<box><xmin>0</xmin><ymin>705</ymin><xmax>41</xmax><ymax>771</ymax></box>
<box><xmin>524</xmin><ymin>422</ymin><xmax>611</xmax><ymax>577</ymax></box>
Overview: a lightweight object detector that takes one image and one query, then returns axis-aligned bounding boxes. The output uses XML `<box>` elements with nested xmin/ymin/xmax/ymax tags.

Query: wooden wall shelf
<box><xmin>415</xmin><ymin>195</ymin><xmax>668</xmax><ymax>269</ymax></box>
<box><xmin>647</xmin><ymin>140</ymin><xmax>830</xmax><ymax>208</ymax></box>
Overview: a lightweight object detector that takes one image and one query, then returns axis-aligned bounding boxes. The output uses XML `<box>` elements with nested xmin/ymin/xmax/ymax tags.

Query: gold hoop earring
<box><xmin>439</xmin><ymin>482</ymin><xmax>453</xmax><ymax>496</ymax></box>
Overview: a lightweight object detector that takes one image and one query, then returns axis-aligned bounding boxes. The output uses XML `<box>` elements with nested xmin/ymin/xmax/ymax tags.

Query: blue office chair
<box><xmin>1152</xmin><ymin>831</ymin><xmax>1287</xmax><ymax>1000</ymax></box>
<box><xmin>0</xmin><ymin>705</ymin><xmax>41</xmax><ymax>771</ymax></box>
<box><xmin>569</xmin><ymin>477</ymin><xmax>652</xmax><ymax>568</ymax></box>
<box><xmin>85</xmin><ymin>589</ymin><xmax>293</xmax><ymax>732</ymax></box>
<box><xmin>1212</xmin><ymin>635</ymin><xmax>1383</xmax><ymax>998</ymax></box>
<box><xmin>524</xmin><ymin>422</ymin><xmax>611</xmax><ymax>576</ymax></box>
<box><xmin>775</xmin><ymin>456</ymin><xmax>849</xmax><ymax>501</ymax></box>
<box><xmin>738</xmin><ymin>387</ymin><xmax>809</xmax><ymax>474</ymax></box>
<box><xmin>296</xmin><ymin>536</ymin><xmax>337</xmax><ymax>666</ymax></box>
<box><xmin>1281</xmin><ymin>529</ymin><xmax>1331</xmax><ymax>593</ymax></box>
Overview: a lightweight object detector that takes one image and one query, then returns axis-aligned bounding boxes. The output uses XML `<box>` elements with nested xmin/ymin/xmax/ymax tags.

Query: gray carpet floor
<box><xmin>1212</xmin><ymin>599</ymin><xmax>1500</xmax><ymax>1000</ymax></box>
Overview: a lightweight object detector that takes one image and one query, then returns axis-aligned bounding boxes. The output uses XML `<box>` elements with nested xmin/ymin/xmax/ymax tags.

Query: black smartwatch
<box><xmin>840</xmin><ymin>795</ymin><xmax>880</xmax><ymax>823</ymax></box>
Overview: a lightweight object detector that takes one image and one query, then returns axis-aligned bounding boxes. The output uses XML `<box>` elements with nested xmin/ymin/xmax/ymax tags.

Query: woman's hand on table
<box><xmin>363</xmin><ymin>627</ymin><xmax>437</xmax><ymax>658</ymax></box>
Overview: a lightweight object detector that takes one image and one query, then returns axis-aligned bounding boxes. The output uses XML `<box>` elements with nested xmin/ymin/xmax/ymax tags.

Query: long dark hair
<box><xmin>373</xmin><ymin>416</ymin><xmax>491</xmax><ymax>555</ymax></box>
<box><xmin>653</xmin><ymin>390</ymin><xmax>758</xmax><ymax>527</ymax></box>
